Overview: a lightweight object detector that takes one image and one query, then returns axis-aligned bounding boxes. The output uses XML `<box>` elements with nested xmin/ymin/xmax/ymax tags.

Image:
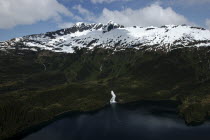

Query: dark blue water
<box><xmin>22</xmin><ymin>102</ymin><xmax>210</xmax><ymax>140</ymax></box>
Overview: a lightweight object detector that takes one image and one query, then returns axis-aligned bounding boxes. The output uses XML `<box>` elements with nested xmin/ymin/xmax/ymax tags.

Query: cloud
<box><xmin>73</xmin><ymin>4</ymin><xmax>92</xmax><ymax>16</ymax></box>
<box><xmin>58</xmin><ymin>5</ymin><xmax>94</xmax><ymax>29</ymax></box>
<box><xmin>72</xmin><ymin>4</ymin><xmax>95</xmax><ymax>21</ymax></box>
<box><xmin>91</xmin><ymin>0</ymin><xmax>130</xmax><ymax>4</ymax></box>
<box><xmin>96</xmin><ymin>3</ymin><xmax>191</xmax><ymax>27</ymax></box>
<box><xmin>58</xmin><ymin>22</ymin><xmax>74</xmax><ymax>28</ymax></box>
<box><xmin>206</xmin><ymin>19</ymin><xmax>210</xmax><ymax>30</ymax></box>
<box><xmin>58</xmin><ymin>5</ymin><xmax>95</xmax><ymax>29</ymax></box>
<box><xmin>58</xmin><ymin>2</ymin><xmax>193</xmax><ymax>29</ymax></box>
<box><xmin>0</xmin><ymin>0</ymin><xmax>72</xmax><ymax>29</ymax></box>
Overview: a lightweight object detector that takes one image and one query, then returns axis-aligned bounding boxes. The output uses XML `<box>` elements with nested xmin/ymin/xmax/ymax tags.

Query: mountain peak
<box><xmin>108</xmin><ymin>20</ymin><xmax>114</xmax><ymax>24</ymax></box>
<box><xmin>74</xmin><ymin>22</ymin><xmax>86</xmax><ymax>27</ymax></box>
<box><xmin>0</xmin><ymin>22</ymin><xmax>210</xmax><ymax>53</ymax></box>
<box><xmin>102</xmin><ymin>21</ymin><xmax>124</xmax><ymax>33</ymax></box>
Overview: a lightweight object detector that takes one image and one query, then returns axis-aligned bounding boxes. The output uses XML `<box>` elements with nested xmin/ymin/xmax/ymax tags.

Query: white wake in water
<box><xmin>110</xmin><ymin>90</ymin><xmax>117</xmax><ymax>104</ymax></box>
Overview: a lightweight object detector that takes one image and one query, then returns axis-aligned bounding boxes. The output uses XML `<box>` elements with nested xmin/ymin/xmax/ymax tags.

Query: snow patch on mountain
<box><xmin>0</xmin><ymin>22</ymin><xmax>210</xmax><ymax>53</ymax></box>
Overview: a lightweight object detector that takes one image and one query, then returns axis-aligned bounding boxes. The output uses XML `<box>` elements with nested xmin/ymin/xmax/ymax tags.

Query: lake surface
<box><xmin>21</xmin><ymin>101</ymin><xmax>210</xmax><ymax>140</ymax></box>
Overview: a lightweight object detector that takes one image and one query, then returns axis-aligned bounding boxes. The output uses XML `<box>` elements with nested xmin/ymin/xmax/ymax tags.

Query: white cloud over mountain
<box><xmin>58</xmin><ymin>22</ymin><xmax>74</xmax><ymax>28</ymax></box>
<box><xmin>95</xmin><ymin>3</ymin><xmax>191</xmax><ymax>27</ymax></box>
<box><xmin>0</xmin><ymin>0</ymin><xmax>72</xmax><ymax>29</ymax></box>
<box><xmin>73</xmin><ymin>4</ymin><xmax>92</xmax><ymax>16</ymax></box>
<box><xmin>72</xmin><ymin>4</ymin><xmax>95</xmax><ymax>21</ymax></box>
<box><xmin>0</xmin><ymin>0</ymin><xmax>194</xmax><ymax>30</ymax></box>
<box><xmin>59</xmin><ymin>3</ymin><xmax>191</xmax><ymax>29</ymax></box>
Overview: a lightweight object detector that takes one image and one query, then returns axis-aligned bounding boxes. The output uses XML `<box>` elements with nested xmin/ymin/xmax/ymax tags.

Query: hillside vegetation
<box><xmin>1</xmin><ymin>47</ymin><xmax>210</xmax><ymax>139</ymax></box>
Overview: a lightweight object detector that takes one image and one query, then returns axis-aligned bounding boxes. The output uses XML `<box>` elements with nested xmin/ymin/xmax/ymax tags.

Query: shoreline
<box><xmin>8</xmin><ymin>100</ymin><xmax>185</xmax><ymax>140</ymax></box>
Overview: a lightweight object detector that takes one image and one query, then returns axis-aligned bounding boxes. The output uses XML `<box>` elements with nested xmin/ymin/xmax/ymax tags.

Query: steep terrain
<box><xmin>0</xmin><ymin>22</ymin><xmax>210</xmax><ymax>140</ymax></box>
<box><xmin>1</xmin><ymin>21</ymin><xmax>210</xmax><ymax>53</ymax></box>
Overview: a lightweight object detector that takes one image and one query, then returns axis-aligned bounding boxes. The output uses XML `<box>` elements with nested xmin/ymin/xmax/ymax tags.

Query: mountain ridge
<box><xmin>1</xmin><ymin>21</ymin><xmax>210</xmax><ymax>53</ymax></box>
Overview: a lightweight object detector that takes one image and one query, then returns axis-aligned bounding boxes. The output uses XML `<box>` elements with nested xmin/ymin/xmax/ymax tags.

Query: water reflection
<box><xmin>22</xmin><ymin>103</ymin><xmax>210</xmax><ymax>140</ymax></box>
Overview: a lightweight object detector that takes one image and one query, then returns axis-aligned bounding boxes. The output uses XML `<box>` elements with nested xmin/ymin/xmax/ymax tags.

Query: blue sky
<box><xmin>0</xmin><ymin>0</ymin><xmax>210</xmax><ymax>41</ymax></box>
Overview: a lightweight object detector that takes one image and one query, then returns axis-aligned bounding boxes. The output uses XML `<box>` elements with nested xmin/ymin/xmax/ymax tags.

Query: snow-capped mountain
<box><xmin>1</xmin><ymin>21</ymin><xmax>210</xmax><ymax>53</ymax></box>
